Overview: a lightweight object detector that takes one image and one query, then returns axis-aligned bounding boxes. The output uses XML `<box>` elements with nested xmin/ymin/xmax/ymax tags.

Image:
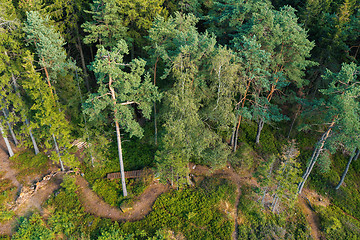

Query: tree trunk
<box><xmin>11</xmin><ymin>73</ymin><xmax>39</xmax><ymax>154</ymax></box>
<box><xmin>153</xmin><ymin>57</ymin><xmax>159</xmax><ymax>145</ymax></box>
<box><xmin>109</xmin><ymin>75</ymin><xmax>128</xmax><ymax>197</ymax></box>
<box><xmin>297</xmin><ymin>119</ymin><xmax>336</xmax><ymax>194</ymax></box>
<box><xmin>0</xmin><ymin>123</ymin><xmax>14</xmax><ymax>157</ymax></box>
<box><xmin>76</xmin><ymin>35</ymin><xmax>90</xmax><ymax>92</ymax></box>
<box><xmin>255</xmin><ymin>119</ymin><xmax>264</xmax><ymax>144</ymax></box>
<box><xmin>115</xmin><ymin>120</ymin><xmax>128</xmax><ymax>197</ymax></box>
<box><xmin>26</xmin><ymin>119</ymin><xmax>39</xmax><ymax>155</ymax></box>
<box><xmin>335</xmin><ymin>148</ymin><xmax>360</xmax><ymax>190</ymax></box>
<box><xmin>1</xmin><ymin>108</ymin><xmax>18</xmax><ymax>146</ymax></box>
<box><xmin>52</xmin><ymin>134</ymin><xmax>64</xmax><ymax>171</ymax></box>
<box><xmin>233</xmin><ymin>119</ymin><xmax>241</xmax><ymax>152</ymax></box>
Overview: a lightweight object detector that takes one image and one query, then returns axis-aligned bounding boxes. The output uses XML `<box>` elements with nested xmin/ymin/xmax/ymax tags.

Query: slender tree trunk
<box><xmin>153</xmin><ymin>57</ymin><xmax>159</xmax><ymax>145</ymax></box>
<box><xmin>109</xmin><ymin>75</ymin><xmax>128</xmax><ymax>197</ymax></box>
<box><xmin>115</xmin><ymin>120</ymin><xmax>128</xmax><ymax>196</ymax></box>
<box><xmin>75</xmin><ymin>69</ymin><xmax>94</xmax><ymax>166</ymax></box>
<box><xmin>0</xmin><ymin>122</ymin><xmax>14</xmax><ymax>157</ymax></box>
<box><xmin>52</xmin><ymin>134</ymin><xmax>64</xmax><ymax>171</ymax></box>
<box><xmin>232</xmin><ymin>80</ymin><xmax>251</xmax><ymax>152</ymax></box>
<box><xmin>11</xmin><ymin>73</ymin><xmax>39</xmax><ymax>154</ymax></box>
<box><xmin>297</xmin><ymin>119</ymin><xmax>336</xmax><ymax>194</ymax></box>
<box><xmin>26</xmin><ymin>119</ymin><xmax>39</xmax><ymax>155</ymax></box>
<box><xmin>255</xmin><ymin>119</ymin><xmax>265</xmax><ymax>144</ymax></box>
<box><xmin>76</xmin><ymin>35</ymin><xmax>90</xmax><ymax>92</ymax></box>
<box><xmin>287</xmin><ymin>106</ymin><xmax>301</xmax><ymax>139</ymax></box>
<box><xmin>1</xmin><ymin>108</ymin><xmax>18</xmax><ymax>146</ymax></box>
<box><xmin>261</xmin><ymin>187</ymin><xmax>268</xmax><ymax>206</ymax></box>
<box><xmin>335</xmin><ymin>148</ymin><xmax>360</xmax><ymax>190</ymax></box>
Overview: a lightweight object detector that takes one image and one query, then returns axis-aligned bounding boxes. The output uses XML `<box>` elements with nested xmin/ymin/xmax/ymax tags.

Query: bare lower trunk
<box><xmin>1</xmin><ymin>108</ymin><xmax>18</xmax><ymax>146</ymax></box>
<box><xmin>0</xmin><ymin>123</ymin><xmax>14</xmax><ymax>157</ymax></box>
<box><xmin>25</xmin><ymin>119</ymin><xmax>39</xmax><ymax>155</ymax></box>
<box><xmin>287</xmin><ymin>107</ymin><xmax>301</xmax><ymax>139</ymax></box>
<box><xmin>109</xmin><ymin>74</ymin><xmax>128</xmax><ymax>197</ymax></box>
<box><xmin>76</xmin><ymin>36</ymin><xmax>90</xmax><ymax>92</ymax></box>
<box><xmin>6</xmin><ymin>121</ymin><xmax>18</xmax><ymax>146</ymax></box>
<box><xmin>52</xmin><ymin>134</ymin><xmax>64</xmax><ymax>171</ymax></box>
<box><xmin>261</xmin><ymin>187</ymin><xmax>268</xmax><ymax>206</ymax></box>
<box><xmin>233</xmin><ymin>123</ymin><xmax>240</xmax><ymax>152</ymax></box>
<box><xmin>115</xmin><ymin>121</ymin><xmax>128</xmax><ymax>196</ymax></box>
<box><xmin>271</xmin><ymin>194</ymin><xmax>279</xmax><ymax>213</ymax></box>
<box><xmin>255</xmin><ymin>119</ymin><xmax>264</xmax><ymax>144</ymax></box>
<box><xmin>154</xmin><ymin>103</ymin><xmax>158</xmax><ymax>145</ymax></box>
<box><xmin>297</xmin><ymin>119</ymin><xmax>336</xmax><ymax>194</ymax></box>
<box><xmin>153</xmin><ymin>57</ymin><xmax>158</xmax><ymax>145</ymax></box>
<box><xmin>335</xmin><ymin>148</ymin><xmax>360</xmax><ymax>190</ymax></box>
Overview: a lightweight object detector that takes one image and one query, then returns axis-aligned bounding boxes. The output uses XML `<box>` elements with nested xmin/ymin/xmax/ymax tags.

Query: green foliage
<box><xmin>318</xmin><ymin>205</ymin><xmax>360</xmax><ymax>239</ymax></box>
<box><xmin>123</xmin><ymin>178</ymin><xmax>236</xmax><ymax>239</ymax></box>
<box><xmin>47</xmin><ymin>175</ymin><xmax>89</xmax><ymax>237</ymax></box>
<box><xmin>0</xmin><ymin>188</ymin><xmax>15</xmax><ymax>222</ymax></box>
<box><xmin>229</xmin><ymin>142</ymin><xmax>255</xmax><ymax>172</ymax></box>
<box><xmin>9</xmin><ymin>150</ymin><xmax>49</xmax><ymax>183</ymax></box>
<box><xmin>150</xmin><ymin>13</ymin><xmax>231</xmax><ymax>185</ymax></box>
<box><xmin>237</xmin><ymin>186</ymin><xmax>311</xmax><ymax>239</ymax></box>
<box><xmin>92</xmin><ymin>179</ymin><xmax>121</xmax><ymax>207</ymax></box>
<box><xmin>12</xmin><ymin>213</ymin><xmax>55</xmax><ymax>240</ymax></box>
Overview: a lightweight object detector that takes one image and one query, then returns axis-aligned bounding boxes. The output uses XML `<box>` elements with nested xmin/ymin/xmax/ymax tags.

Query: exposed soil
<box><xmin>298</xmin><ymin>194</ymin><xmax>322</xmax><ymax>240</ymax></box>
<box><xmin>75</xmin><ymin>175</ymin><xmax>170</xmax><ymax>221</ymax></box>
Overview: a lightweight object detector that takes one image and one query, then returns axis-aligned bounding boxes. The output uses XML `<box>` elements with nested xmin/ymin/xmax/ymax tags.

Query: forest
<box><xmin>0</xmin><ymin>0</ymin><xmax>360</xmax><ymax>239</ymax></box>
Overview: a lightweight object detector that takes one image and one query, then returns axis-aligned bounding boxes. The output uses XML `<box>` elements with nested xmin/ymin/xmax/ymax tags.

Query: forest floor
<box><xmin>0</xmin><ymin>138</ymin><xmax>171</xmax><ymax>235</ymax></box>
<box><xmin>190</xmin><ymin>163</ymin><xmax>258</xmax><ymax>240</ymax></box>
<box><xmin>0</xmin><ymin>137</ymin><xmax>330</xmax><ymax>239</ymax></box>
<box><xmin>298</xmin><ymin>188</ymin><xmax>331</xmax><ymax>240</ymax></box>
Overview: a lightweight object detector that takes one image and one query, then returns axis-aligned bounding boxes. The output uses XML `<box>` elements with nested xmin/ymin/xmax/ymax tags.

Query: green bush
<box><xmin>318</xmin><ymin>205</ymin><xmax>360</xmax><ymax>239</ymax></box>
<box><xmin>92</xmin><ymin>179</ymin><xmax>121</xmax><ymax>207</ymax></box>
<box><xmin>9</xmin><ymin>150</ymin><xmax>50</xmax><ymax>183</ymax></box>
<box><xmin>12</xmin><ymin>213</ymin><xmax>54</xmax><ymax>240</ymax></box>
<box><xmin>230</xmin><ymin>143</ymin><xmax>255</xmax><ymax>172</ymax></box>
<box><xmin>122</xmin><ymin>178</ymin><xmax>236</xmax><ymax>239</ymax></box>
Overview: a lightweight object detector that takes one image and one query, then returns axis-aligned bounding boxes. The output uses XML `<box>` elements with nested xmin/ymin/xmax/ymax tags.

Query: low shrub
<box><xmin>9</xmin><ymin>150</ymin><xmax>50</xmax><ymax>183</ymax></box>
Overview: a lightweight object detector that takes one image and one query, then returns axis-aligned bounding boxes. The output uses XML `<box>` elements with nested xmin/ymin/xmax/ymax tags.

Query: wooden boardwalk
<box><xmin>107</xmin><ymin>170</ymin><xmax>151</xmax><ymax>180</ymax></box>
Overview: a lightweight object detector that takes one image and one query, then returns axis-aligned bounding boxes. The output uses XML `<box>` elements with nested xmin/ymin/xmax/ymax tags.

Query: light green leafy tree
<box><xmin>22</xmin><ymin>52</ymin><xmax>77</xmax><ymax>170</ymax></box>
<box><xmin>0</xmin><ymin>0</ymin><xmax>40</xmax><ymax>154</ymax></box>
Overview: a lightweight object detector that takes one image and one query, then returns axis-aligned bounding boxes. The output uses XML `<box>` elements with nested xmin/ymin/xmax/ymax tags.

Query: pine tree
<box><xmin>298</xmin><ymin>63</ymin><xmax>360</xmax><ymax>194</ymax></box>
<box><xmin>149</xmin><ymin>13</ymin><xmax>231</xmax><ymax>185</ymax></box>
<box><xmin>84</xmin><ymin>40</ymin><xmax>160</xmax><ymax>196</ymax></box>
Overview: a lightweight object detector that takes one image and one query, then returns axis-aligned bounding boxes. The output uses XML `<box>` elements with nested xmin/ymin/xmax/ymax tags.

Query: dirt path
<box><xmin>75</xmin><ymin>175</ymin><xmax>169</xmax><ymax>221</ymax></box>
<box><xmin>299</xmin><ymin>195</ymin><xmax>321</xmax><ymax>240</ymax></box>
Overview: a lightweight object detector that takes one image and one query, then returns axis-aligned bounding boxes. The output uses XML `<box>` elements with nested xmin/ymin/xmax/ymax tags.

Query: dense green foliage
<box><xmin>1</xmin><ymin>0</ymin><xmax>360</xmax><ymax>238</ymax></box>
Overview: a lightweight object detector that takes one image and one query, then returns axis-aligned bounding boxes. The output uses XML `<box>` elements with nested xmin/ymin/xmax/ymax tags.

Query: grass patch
<box><xmin>122</xmin><ymin>178</ymin><xmax>236</xmax><ymax>239</ymax></box>
<box><xmin>317</xmin><ymin>205</ymin><xmax>360</xmax><ymax>239</ymax></box>
<box><xmin>9</xmin><ymin>150</ymin><xmax>50</xmax><ymax>184</ymax></box>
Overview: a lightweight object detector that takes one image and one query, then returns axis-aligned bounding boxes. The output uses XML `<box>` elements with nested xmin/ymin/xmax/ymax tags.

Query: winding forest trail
<box><xmin>75</xmin><ymin>175</ymin><xmax>169</xmax><ymax>221</ymax></box>
<box><xmin>0</xmin><ymin>136</ymin><xmax>257</xmax><ymax>237</ymax></box>
<box><xmin>0</xmin><ymin>136</ymin><xmax>171</xmax><ymax>235</ymax></box>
